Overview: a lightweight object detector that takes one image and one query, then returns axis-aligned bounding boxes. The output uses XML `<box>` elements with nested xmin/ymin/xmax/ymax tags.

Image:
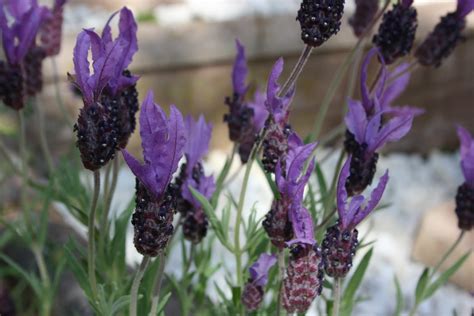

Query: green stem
<box><xmin>332</xmin><ymin>277</ymin><xmax>342</xmax><ymax>316</ymax></box>
<box><xmin>51</xmin><ymin>57</ymin><xmax>72</xmax><ymax>125</ymax></box>
<box><xmin>32</xmin><ymin>245</ymin><xmax>51</xmax><ymax>288</ymax></box>
<box><xmin>130</xmin><ymin>256</ymin><xmax>151</xmax><ymax>316</ymax></box>
<box><xmin>431</xmin><ymin>230</ymin><xmax>465</xmax><ymax>276</ymax></box>
<box><xmin>18</xmin><ymin>110</ymin><xmax>32</xmax><ymax>230</ymax></box>
<box><xmin>150</xmin><ymin>253</ymin><xmax>167</xmax><ymax>316</ymax></box>
<box><xmin>276</xmin><ymin>251</ymin><xmax>286</xmax><ymax>316</ymax></box>
<box><xmin>102</xmin><ymin>157</ymin><xmax>119</xmax><ymax>234</ymax></box>
<box><xmin>33</xmin><ymin>97</ymin><xmax>54</xmax><ymax>175</ymax></box>
<box><xmin>88</xmin><ymin>170</ymin><xmax>101</xmax><ymax>297</ymax></box>
<box><xmin>0</xmin><ymin>139</ymin><xmax>20</xmax><ymax>174</ymax></box>
<box><xmin>280</xmin><ymin>45</ymin><xmax>313</xmax><ymax>96</ymax></box>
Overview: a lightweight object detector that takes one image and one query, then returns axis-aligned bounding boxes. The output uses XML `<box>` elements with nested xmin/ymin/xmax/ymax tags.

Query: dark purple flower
<box><xmin>0</xmin><ymin>0</ymin><xmax>49</xmax><ymax>109</ymax></box>
<box><xmin>416</xmin><ymin>0</ymin><xmax>474</xmax><ymax>67</ymax></box>
<box><xmin>344</xmin><ymin>48</ymin><xmax>422</xmax><ymax>195</ymax></box>
<box><xmin>373</xmin><ymin>0</ymin><xmax>418</xmax><ymax>64</ymax></box>
<box><xmin>242</xmin><ymin>253</ymin><xmax>277</xmax><ymax>311</ymax></box>
<box><xmin>39</xmin><ymin>0</ymin><xmax>67</xmax><ymax>57</ymax></box>
<box><xmin>122</xmin><ymin>90</ymin><xmax>186</xmax><ymax>256</ymax></box>
<box><xmin>73</xmin><ymin>7</ymin><xmax>139</xmax><ymax>170</ymax></box>
<box><xmin>224</xmin><ymin>39</ymin><xmax>269</xmax><ymax>163</ymax></box>
<box><xmin>262</xmin><ymin>58</ymin><xmax>297</xmax><ymax>173</ymax></box>
<box><xmin>263</xmin><ymin>139</ymin><xmax>317</xmax><ymax>249</ymax></box>
<box><xmin>455</xmin><ymin>126</ymin><xmax>474</xmax><ymax>230</ymax></box>
<box><xmin>296</xmin><ymin>0</ymin><xmax>345</xmax><ymax>47</ymax></box>
<box><xmin>322</xmin><ymin>156</ymin><xmax>388</xmax><ymax>277</ymax></box>
<box><xmin>349</xmin><ymin>0</ymin><xmax>379</xmax><ymax>37</ymax></box>
<box><xmin>175</xmin><ymin>115</ymin><xmax>216</xmax><ymax>243</ymax></box>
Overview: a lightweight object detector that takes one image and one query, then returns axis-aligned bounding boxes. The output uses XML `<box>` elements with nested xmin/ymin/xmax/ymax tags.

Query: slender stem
<box><xmin>33</xmin><ymin>97</ymin><xmax>54</xmax><ymax>175</ymax></box>
<box><xmin>51</xmin><ymin>57</ymin><xmax>72</xmax><ymax>125</ymax></box>
<box><xmin>0</xmin><ymin>139</ymin><xmax>21</xmax><ymax>174</ymax></box>
<box><xmin>276</xmin><ymin>251</ymin><xmax>286</xmax><ymax>316</ymax></box>
<box><xmin>32</xmin><ymin>245</ymin><xmax>51</xmax><ymax>287</ymax></box>
<box><xmin>279</xmin><ymin>45</ymin><xmax>313</xmax><ymax>97</ymax></box>
<box><xmin>102</xmin><ymin>157</ymin><xmax>119</xmax><ymax>233</ymax></box>
<box><xmin>18</xmin><ymin>110</ymin><xmax>32</xmax><ymax>230</ymax></box>
<box><xmin>309</xmin><ymin>41</ymin><xmax>364</xmax><ymax>141</ymax></box>
<box><xmin>88</xmin><ymin>171</ymin><xmax>101</xmax><ymax>297</ymax></box>
<box><xmin>431</xmin><ymin>230</ymin><xmax>465</xmax><ymax>276</ymax></box>
<box><xmin>130</xmin><ymin>256</ymin><xmax>151</xmax><ymax>316</ymax></box>
<box><xmin>332</xmin><ymin>277</ymin><xmax>342</xmax><ymax>316</ymax></box>
<box><xmin>149</xmin><ymin>253</ymin><xmax>167</xmax><ymax>316</ymax></box>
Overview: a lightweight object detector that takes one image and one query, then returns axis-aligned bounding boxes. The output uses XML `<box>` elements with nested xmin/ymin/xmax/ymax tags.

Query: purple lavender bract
<box><xmin>455</xmin><ymin>126</ymin><xmax>474</xmax><ymax>230</ymax></box>
<box><xmin>322</xmin><ymin>156</ymin><xmax>388</xmax><ymax>277</ymax></box>
<box><xmin>122</xmin><ymin>90</ymin><xmax>186</xmax><ymax>256</ymax></box>
<box><xmin>72</xmin><ymin>7</ymin><xmax>139</xmax><ymax>170</ymax></box>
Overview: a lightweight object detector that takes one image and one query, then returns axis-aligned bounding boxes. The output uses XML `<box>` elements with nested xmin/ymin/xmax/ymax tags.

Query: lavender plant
<box><xmin>0</xmin><ymin>0</ymin><xmax>473</xmax><ymax>315</ymax></box>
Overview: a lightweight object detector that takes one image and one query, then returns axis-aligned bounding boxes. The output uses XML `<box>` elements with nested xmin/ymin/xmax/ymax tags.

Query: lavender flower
<box><xmin>224</xmin><ymin>39</ymin><xmax>268</xmax><ymax>163</ymax></box>
<box><xmin>373</xmin><ymin>0</ymin><xmax>418</xmax><ymax>64</ymax></box>
<box><xmin>72</xmin><ymin>7</ymin><xmax>139</xmax><ymax>170</ymax></box>
<box><xmin>262</xmin><ymin>58</ymin><xmax>297</xmax><ymax>173</ymax></box>
<box><xmin>263</xmin><ymin>137</ymin><xmax>317</xmax><ymax>249</ymax></box>
<box><xmin>242</xmin><ymin>253</ymin><xmax>277</xmax><ymax>311</ymax></box>
<box><xmin>344</xmin><ymin>48</ymin><xmax>422</xmax><ymax>195</ymax></box>
<box><xmin>416</xmin><ymin>0</ymin><xmax>474</xmax><ymax>67</ymax></box>
<box><xmin>322</xmin><ymin>156</ymin><xmax>389</xmax><ymax>277</ymax></box>
<box><xmin>281</xmin><ymin>207</ymin><xmax>323</xmax><ymax>313</ymax></box>
<box><xmin>175</xmin><ymin>115</ymin><xmax>216</xmax><ymax>243</ymax></box>
<box><xmin>349</xmin><ymin>0</ymin><xmax>379</xmax><ymax>37</ymax></box>
<box><xmin>455</xmin><ymin>126</ymin><xmax>474</xmax><ymax>230</ymax></box>
<box><xmin>122</xmin><ymin>91</ymin><xmax>186</xmax><ymax>257</ymax></box>
<box><xmin>297</xmin><ymin>0</ymin><xmax>345</xmax><ymax>47</ymax></box>
<box><xmin>39</xmin><ymin>0</ymin><xmax>67</xmax><ymax>57</ymax></box>
<box><xmin>0</xmin><ymin>0</ymin><xmax>48</xmax><ymax>109</ymax></box>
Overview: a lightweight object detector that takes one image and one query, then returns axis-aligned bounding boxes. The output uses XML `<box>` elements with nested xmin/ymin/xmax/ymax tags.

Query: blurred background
<box><xmin>0</xmin><ymin>0</ymin><xmax>473</xmax><ymax>315</ymax></box>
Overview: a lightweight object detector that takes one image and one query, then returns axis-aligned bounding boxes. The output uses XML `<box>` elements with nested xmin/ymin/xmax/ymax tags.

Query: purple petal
<box><xmin>351</xmin><ymin>170</ymin><xmax>389</xmax><ymax>227</ymax></box>
<box><xmin>287</xmin><ymin>131</ymin><xmax>304</xmax><ymax>151</ymax></box>
<box><xmin>380</xmin><ymin>62</ymin><xmax>411</xmax><ymax>110</ymax></box>
<box><xmin>249</xmin><ymin>253</ymin><xmax>277</xmax><ymax>287</ymax></box>
<box><xmin>457</xmin><ymin>0</ymin><xmax>474</xmax><ymax>17</ymax></box>
<box><xmin>336</xmin><ymin>157</ymin><xmax>351</xmax><ymax>229</ymax></box>
<box><xmin>232</xmin><ymin>39</ymin><xmax>248</xmax><ymax>96</ymax></box>
<box><xmin>15</xmin><ymin>5</ymin><xmax>48</xmax><ymax>63</ymax></box>
<box><xmin>457</xmin><ymin>126</ymin><xmax>474</xmax><ymax>185</ymax></box>
<box><xmin>184</xmin><ymin>114</ymin><xmax>213</xmax><ymax>174</ymax></box>
<box><xmin>73</xmin><ymin>31</ymin><xmax>93</xmax><ymax>105</ymax></box>
<box><xmin>344</xmin><ymin>195</ymin><xmax>365</xmax><ymax>229</ymax></box>
<box><xmin>284</xmin><ymin>142</ymin><xmax>317</xmax><ymax>187</ymax></box>
<box><xmin>247</xmin><ymin>90</ymin><xmax>268</xmax><ymax>131</ymax></box>
<box><xmin>289</xmin><ymin>206</ymin><xmax>315</xmax><ymax>244</ymax></box>
<box><xmin>6</xmin><ymin>0</ymin><xmax>34</xmax><ymax>19</ymax></box>
<box><xmin>345</xmin><ymin>99</ymin><xmax>368</xmax><ymax>144</ymax></box>
<box><xmin>0</xmin><ymin>9</ymin><xmax>15</xmax><ymax>63</ymax></box>
<box><xmin>360</xmin><ymin>48</ymin><xmax>386</xmax><ymax>112</ymax></box>
<box><xmin>265</xmin><ymin>58</ymin><xmax>294</xmax><ymax>123</ymax></box>
<box><xmin>367</xmin><ymin>113</ymin><xmax>416</xmax><ymax>153</ymax></box>
<box><xmin>182</xmin><ymin>175</ymin><xmax>216</xmax><ymax>208</ymax></box>
<box><xmin>101</xmin><ymin>10</ymin><xmax>119</xmax><ymax>45</ymax></box>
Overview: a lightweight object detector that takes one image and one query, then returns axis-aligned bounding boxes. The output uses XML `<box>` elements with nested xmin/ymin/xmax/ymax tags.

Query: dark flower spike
<box><xmin>323</xmin><ymin>156</ymin><xmax>388</xmax><ymax>278</ymax></box>
<box><xmin>372</xmin><ymin>0</ymin><xmax>418</xmax><ymax>64</ymax></box>
<box><xmin>415</xmin><ymin>0</ymin><xmax>474</xmax><ymax>67</ymax></box>
<box><xmin>337</xmin><ymin>156</ymin><xmax>389</xmax><ymax>230</ymax></box>
<box><xmin>242</xmin><ymin>253</ymin><xmax>277</xmax><ymax>311</ymax></box>
<box><xmin>122</xmin><ymin>90</ymin><xmax>186</xmax><ymax>200</ymax></box>
<box><xmin>39</xmin><ymin>0</ymin><xmax>67</xmax><ymax>57</ymax></box>
<box><xmin>349</xmin><ymin>0</ymin><xmax>379</xmax><ymax>37</ymax></box>
<box><xmin>263</xmin><ymin>140</ymin><xmax>317</xmax><ymax>249</ymax></box>
<box><xmin>455</xmin><ymin>126</ymin><xmax>474</xmax><ymax>230</ymax></box>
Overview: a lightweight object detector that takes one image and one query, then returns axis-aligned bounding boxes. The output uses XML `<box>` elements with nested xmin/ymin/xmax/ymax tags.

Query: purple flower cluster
<box><xmin>224</xmin><ymin>40</ymin><xmax>268</xmax><ymax>164</ymax></box>
<box><xmin>175</xmin><ymin>115</ymin><xmax>216</xmax><ymax>243</ymax></box>
<box><xmin>242</xmin><ymin>253</ymin><xmax>277</xmax><ymax>311</ymax></box>
<box><xmin>72</xmin><ymin>7</ymin><xmax>139</xmax><ymax>170</ymax></box>
<box><xmin>0</xmin><ymin>0</ymin><xmax>66</xmax><ymax>110</ymax></box>
<box><xmin>455</xmin><ymin>126</ymin><xmax>474</xmax><ymax>230</ymax></box>
<box><xmin>344</xmin><ymin>48</ymin><xmax>422</xmax><ymax>196</ymax></box>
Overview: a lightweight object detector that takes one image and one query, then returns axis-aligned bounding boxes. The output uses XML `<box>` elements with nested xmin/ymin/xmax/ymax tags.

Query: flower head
<box><xmin>457</xmin><ymin>126</ymin><xmax>474</xmax><ymax>187</ymax></box>
<box><xmin>122</xmin><ymin>90</ymin><xmax>186</xmax><ymax>200</ymax></box>
<box><xmin>349</xmin><ymin>0</ymin><xmax>379</xmax><ymax>37</ymax></box>
<box><xmin>242</xmin><ymin>253</ymin><xmax>277</xmax><ymax>311</ymax></box>
<box><xmin>39</xmin><ymin>0</ymin><xmax>67</xmax><ymax>57</ymax></box>
<box><xmin>416</xmin><ymin>0</ymin><xmax>474</xmax><ymax>67</ymax></box>
<box><xmin>336</xmin><ymin>156</ymin><xmax>389</xmax><ymax>231</ymax></box>
<box><xmin>224</xmin><ymin>39</ymin><xmax>268</xmax><ymax>163</ymax></box>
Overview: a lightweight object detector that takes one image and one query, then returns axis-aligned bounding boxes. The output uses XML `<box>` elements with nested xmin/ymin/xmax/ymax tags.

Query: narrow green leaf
<box><xmin>393</xmin><ymin>275</ymin><xmax>404</xmax><ymax>316</ymax></box>
<box><xmin>64</xmin><ymin>242</ymin><xmax>93</xmax><ymax>299</ymax></box>
<box><xmin>155</xmin><ymin>292</ymin><xmax>172</xmax><ymax>315</ymax></box>
<box><xmin>315</xmin><ymin>163</ymin><xmax>327</xmax><ymax>197</ymax></box>
<box><xmin>415</xmin><ymin>268</ymin><xmax>430</xmax><ymax>304</ymax></box>
<box><xmin>110</xmin><ymin>295</ymin><xmax>130</xmax><ymax>315</ymax></box>
<box><xmin>341</xmin><ymin>248</ymin><xmax>373</xmax><ymax>315</ymax></box>
<box><xmin>257</xmin><ymin>159</ymin><xmax>280</xmax><ymax>199</ymax></box>
<box><xmin>0</xmin><ymin>254</ymin><xmax>42</xmax><ymax>297</ymax></box>
<box><xmin>423</xmin><ymin>252</ymin><xmax>470</xmax><ymax>300</ymax></box>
